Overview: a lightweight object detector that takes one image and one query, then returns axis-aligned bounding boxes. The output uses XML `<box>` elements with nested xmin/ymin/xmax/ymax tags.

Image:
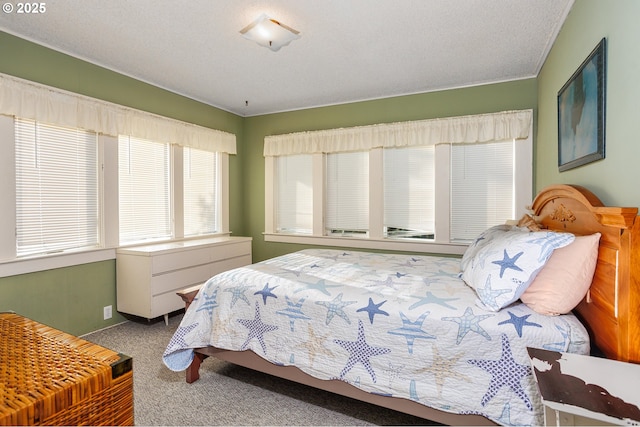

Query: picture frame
<box><xmin>557</xmin><ymin>38</ymin><xmax>606</xmax><ymax>172</ymax></box>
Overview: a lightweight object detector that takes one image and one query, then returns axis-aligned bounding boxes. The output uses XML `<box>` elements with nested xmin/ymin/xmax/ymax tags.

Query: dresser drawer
<box><xmin>151</xmin><ymin>263</ymin><xmax>213</xmax><ymax>296</ymax></box>
<box><xmin>151</xmin><ymin>253</ymin><xmax>253</xmax><ymax>298</ymax></box>
<box><xmin>151</xmin><ymin>240</ymin><xmax>251</xmax><ymax>274</ymax></box>
<box><xmin>151</xmin><ymin>291</ymin><xmax>186</xmax><ymax>318</ymax></box>
<box><xmin>116</xmin><ymin>236</ymin><xmax>252</xmax><ymax>321</ymax></box>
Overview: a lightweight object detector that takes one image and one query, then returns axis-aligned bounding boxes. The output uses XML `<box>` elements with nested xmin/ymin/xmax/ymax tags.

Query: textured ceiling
<box><xmin>0</xmin><ymin>0</ymin><xmax>573</xmax><ymax>116</ymax></box>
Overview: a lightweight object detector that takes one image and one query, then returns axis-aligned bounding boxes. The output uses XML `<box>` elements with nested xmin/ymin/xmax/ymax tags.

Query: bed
<box><xmin>163</xmin><ymin>184</ymin><xmax>640</xmax><ymax>426</ymax></box>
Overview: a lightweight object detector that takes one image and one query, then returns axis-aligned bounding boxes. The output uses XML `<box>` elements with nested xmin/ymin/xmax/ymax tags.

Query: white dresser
<box><xmin>116</xmin><ymin>236</ymin><xmax>252</xmax><ymax>323</ymax></box>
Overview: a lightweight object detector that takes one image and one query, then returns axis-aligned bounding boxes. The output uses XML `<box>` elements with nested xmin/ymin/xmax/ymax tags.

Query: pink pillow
<box><xmin>520</xmin><ymin>233</ymin><xmax>601</xmax><ymax>315</ymax></box>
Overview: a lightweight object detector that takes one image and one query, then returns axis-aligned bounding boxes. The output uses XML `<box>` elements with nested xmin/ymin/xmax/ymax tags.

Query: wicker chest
<box><xmin>0</xmin><ymin>313</ymin><xmax>133</xmax><ymax>426</ymax></box>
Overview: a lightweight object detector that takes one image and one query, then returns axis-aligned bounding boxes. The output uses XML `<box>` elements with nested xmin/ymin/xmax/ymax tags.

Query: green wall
<box><xmin>243</xmin><ymin>81</ymin><xmax>538</xmax><ymax>262</ymax></box>
<box><xmin>0</xmin><ymin>261</ymin><xmax>116</xmax><ymax>336</ymax></box>
<box><xmin>0</xmin><ymin>31</ymin><xmax>244</xmax><ymax>334</ymax></box>
<box><xmin>536</xmin><ymin>0</ymin><xmax>640</xmax><ymax>207</ymax></box>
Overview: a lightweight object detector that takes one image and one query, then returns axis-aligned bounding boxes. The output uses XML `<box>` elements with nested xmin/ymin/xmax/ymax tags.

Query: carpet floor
<box><xmin>84</xmin><ymin>313</ymin><xmax>437</xmax><ymax>426</ymax></box>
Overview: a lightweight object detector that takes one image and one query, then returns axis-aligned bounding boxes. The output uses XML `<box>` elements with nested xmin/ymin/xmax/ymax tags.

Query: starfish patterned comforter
<box><xmin>163</xmin><ymin>249</ymin><xmax>590</xmax><ymax>426</ymax></box>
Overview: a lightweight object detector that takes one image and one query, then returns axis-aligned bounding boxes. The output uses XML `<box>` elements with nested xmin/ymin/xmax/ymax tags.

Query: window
<box><xmin>275</xmin><ymin>154</ymin><xmax>313</xmax><ymax>234</ymax></box>
<box><xmin>15</xmin><ymin>119</ymin><xmax>99</xmax><ymax>256</ymax></box>
<box><xmin>118</xmin><ymin>135</ymin><xmax>171</xmax><ymax>244</ymax></box>
<box><xmin>0</xmin><ymin>74</ymin><xmax>236</xmax><ymax>276</ymax></box>
<box><xmin>451</xmin><ymin>140</ymin><xmax>515</xmax><ymax>241</ymax></box>
<box><xmin>383</xmin><ymin>146</ymin><xmax>435</xmax><ymax>239</ymax></box>
<box><xmin>264</xmin><ymin>110</ymin><xmax>533</xmax><ymax>254</ymax></box>
<box><xmin>184</xmin><ymin>147</ymin><xmax>219</xmax><ymax>236</ymax></box>
<box><xmin>325</xmin><ymin>151</ymin><xmax>369</xmax><ymax>236</ymax></box>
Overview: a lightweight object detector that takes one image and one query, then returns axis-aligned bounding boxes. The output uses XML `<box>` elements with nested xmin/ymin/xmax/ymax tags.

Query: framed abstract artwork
<box><xmin>557</xmin><ymin>38</ymin><xmax>606</xmax><ymax>172</ymax></box>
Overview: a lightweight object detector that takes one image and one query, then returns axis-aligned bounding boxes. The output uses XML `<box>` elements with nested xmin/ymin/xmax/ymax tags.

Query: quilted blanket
<box><xmin>163</xmin><ymin>249</ymin><xmax>590</xmax><ymax>426</ymax></box>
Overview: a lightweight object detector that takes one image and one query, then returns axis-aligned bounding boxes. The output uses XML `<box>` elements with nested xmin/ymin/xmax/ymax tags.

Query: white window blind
<box><xmin>383</xmin><ymin>146</ymin><xmax>435</xmax><ymax>239</ymax></box>
<box><xmin>276</xmin><ymin>155</ymin><xmax>313</xmax><ymax>234</ymax></box>
<box><xmin>119</xmin><ymin>135</ymin><xmax>171</xmax><ymax>244</ymax></box>
<box><xmin>15</xmin><ymin>118</ymin><xmax>98</xmax><ymax>256</ymax></box>
<box><xmin>325</xmin><ymin>151</ymin><xmax>369</xmax><ymax>236</ymax></box>
<box><xmin>451</xmin><ymin>140</ymin><xmax>515</xmax><ymax>241</ymax></box>
<box><xmin>183</xmin><ymin>147</ymin><xmax>219</xmax><ymax>237</ymax></box>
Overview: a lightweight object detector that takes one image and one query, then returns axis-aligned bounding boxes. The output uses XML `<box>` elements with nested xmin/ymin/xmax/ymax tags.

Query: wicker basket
<box><xmin>0</xmin><ymin>313</ymin><xmax>134</xmax><ymax>426</ymax></box>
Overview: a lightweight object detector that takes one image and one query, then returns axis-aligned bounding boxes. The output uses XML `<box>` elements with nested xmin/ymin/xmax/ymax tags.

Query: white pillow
<box><xmin>460</xmin><ymin>224</ymin><xmax>514</xmax><ymax>272</ymax></box>
<box><xmin>521</xmin><ymin>233</ymin><xmax>601</xmax><ymax>315</ymax></box>
<box><xmin>461</xmin><ymin>228</ymin><xmax>575</xmax><ymax>311</ymax></box>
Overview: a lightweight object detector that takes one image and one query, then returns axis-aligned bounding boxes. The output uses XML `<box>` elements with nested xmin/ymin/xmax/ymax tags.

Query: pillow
<box><xmin>521</xmin><ymin>233</ymin><xmax>601</xmax><ymax>315</ymax></box>
<box><xmin>461</xmin><ymin>228</ymin><xmax>575</xmax><ymax>311</ymax></box>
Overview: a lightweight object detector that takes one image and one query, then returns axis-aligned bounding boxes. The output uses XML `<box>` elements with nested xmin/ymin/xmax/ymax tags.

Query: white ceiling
<box><xmin>0</xmin><ymin>0</ymin><xmax>573</xmax><ymax>117</ymax></box>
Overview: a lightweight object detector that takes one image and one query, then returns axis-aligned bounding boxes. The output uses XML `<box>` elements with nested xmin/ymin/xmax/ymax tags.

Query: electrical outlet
<box><xmin>103</xmin><ymin>305</ymin><xmax>112</xmax><ymax>320</ymax></box>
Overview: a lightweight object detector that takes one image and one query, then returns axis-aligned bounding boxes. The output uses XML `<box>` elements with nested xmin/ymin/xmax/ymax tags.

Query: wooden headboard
<box><xmin>531</xmin><ymin>185</ymin><xmax>640</xmax><ymax>364</ymax></box>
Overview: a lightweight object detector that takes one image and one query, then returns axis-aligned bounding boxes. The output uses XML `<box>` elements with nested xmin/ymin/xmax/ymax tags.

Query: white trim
<box><xmin>369</xmin><ymin>148</ymin><xmax>384</xmax><ymax>240</ymax></box>
<box><xmin>514</xmin><ymin>132</ymin><xmax>534</xmax><ymax>216</ymax></box>
<box><xmin>79</xmin><ymin>320</ymin><xmax>130</xmax><ymax>338</ymax></box>
<box><xmin>312</xmin><ymin>154</ymin><xmax>325</xmax><ymax>236</ymax></box>
<box><xmin>264</xmin><ymin>156</ymin><xmax>275</xmax><ymax>234</ymax></box>
<box><xmin>0</xmin><ymin>115</ymin><xmax>16</xmax><ymax>261</ymax></box>
<box><xmin>220</xmin><ymin>153</ymin><xmax>230</xmax><ymax>234</ymax></box>
<box><xmin>0</xmin><ymin>233</ymin><xmax>237</xmax><ymax>278</ymax></box>
<box><xmin>263</xmin><ymin>233</ymin><xmax>467</xmax><ymax>256</ymax></box>
<box><xmin>0</xmin><ymin>248</ymin><xmax>116</xmax><ymax>278</ymax></box>
<box><xmin>172</xmin><ymin>145</ymin><xmax>184</xmax><ymax>238</ymax></box>
<box><xmin>434</xmin><ymin>144</ymin><xmax>451</xmax><ymax>243</ymax></box>
<box><xmin>102</xmin><ymin>134</ymin><xmax>120</xmax><ymax>248</ymax></box>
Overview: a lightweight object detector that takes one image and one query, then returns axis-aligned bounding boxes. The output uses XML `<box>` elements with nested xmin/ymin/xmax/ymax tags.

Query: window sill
<box><xmin>0</xmin><ymin>248</ymin><xmax>117</xmax><ymax>278</ymax></box>
<box><xmin>0</xmin><ymin>233</ymin><xmax>236</xmax><ymax>278</ymax></box>
<box><xmin>263</xmin><ymin>233</ymin><xmax>467</xmax><ymax>256</ymax></box>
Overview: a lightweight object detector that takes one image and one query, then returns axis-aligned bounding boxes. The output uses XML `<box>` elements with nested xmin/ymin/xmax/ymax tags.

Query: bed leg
<box><xmin>186</xmin><ymin>352</ymin><xmax>208</xmax><ymax>383</ymax></box>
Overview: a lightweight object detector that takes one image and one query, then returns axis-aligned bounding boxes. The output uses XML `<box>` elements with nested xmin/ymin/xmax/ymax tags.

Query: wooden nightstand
<box><xmin>528</xmin><ymin>347</ymin><xmax>640</xmax><ymax>426</ymax></box>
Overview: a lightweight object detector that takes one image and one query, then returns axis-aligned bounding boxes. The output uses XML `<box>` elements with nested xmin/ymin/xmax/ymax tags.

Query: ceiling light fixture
<box><xmin>240</xmin><ymin>13</ymin><xmax>300</xmax><ymax>52</ymax></box>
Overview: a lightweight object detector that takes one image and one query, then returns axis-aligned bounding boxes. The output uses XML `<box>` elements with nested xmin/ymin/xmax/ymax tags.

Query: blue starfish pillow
<box><xmin>460</xmin><ymin>224</ymin><xmax>514</xmax><ymax>273</ymax></box>
<box><xmin>461</xmin><ymin>228</ymin><xmax>575</xmax><ymax>311</ymax></box>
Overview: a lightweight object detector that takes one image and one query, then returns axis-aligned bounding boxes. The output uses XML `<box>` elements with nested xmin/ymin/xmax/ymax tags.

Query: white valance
<box><xmin>264</xmin><ymin>109</ymin><xmax>532</xmax><ymax>156</ymax></box>
<box><xmin>0</xmin><ymin>73</ymin><xmax>236</xmax><ymax>154</ymax></box>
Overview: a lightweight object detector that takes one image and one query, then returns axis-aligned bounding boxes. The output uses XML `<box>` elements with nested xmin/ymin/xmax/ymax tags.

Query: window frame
<box><xmin>264</xmin><ymin>133</ymin><xmax>532</xmax><ymax>256</ymax></box>
<box><xmin>0</xmin><ymin>115</ymin><xmax>232</xmax><ymax>277</ymax></box>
